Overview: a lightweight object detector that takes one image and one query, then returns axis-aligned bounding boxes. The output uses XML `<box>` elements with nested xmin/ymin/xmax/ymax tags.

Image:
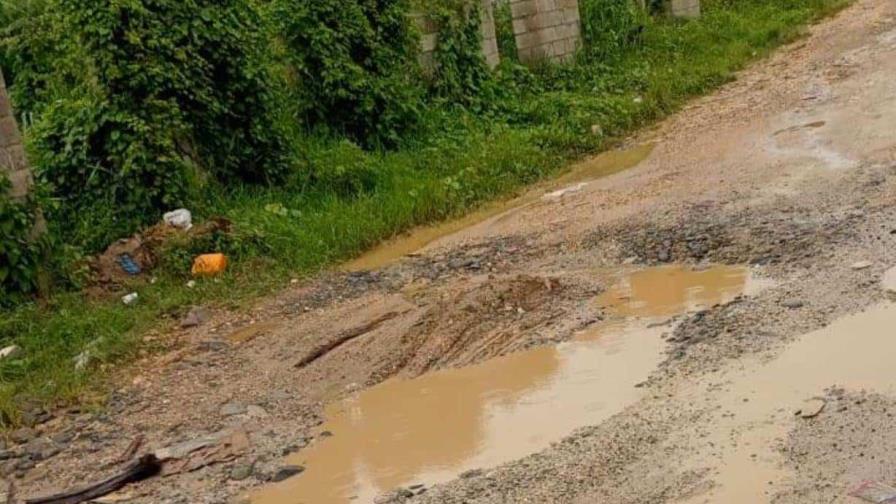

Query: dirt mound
<box><xmin>394</xmin><ymin>275</ymin><xmax>566</xmax><ymax>375</ymax></box>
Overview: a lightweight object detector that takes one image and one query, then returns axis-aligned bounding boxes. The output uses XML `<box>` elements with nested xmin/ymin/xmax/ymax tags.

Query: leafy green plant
<box><xmin>271</xmin><ymin>0</ymin><xmax>423</xmax><ymax>148</ymax></box>
<box><xmin>0</xmin><ymin>176</ymin><xmax>43</xmax><ymax>303</ymax></box>
<box><xmin>427</xmin><ymin>0</ymin><xmax>496</xmax><ymax>106</ymax></box>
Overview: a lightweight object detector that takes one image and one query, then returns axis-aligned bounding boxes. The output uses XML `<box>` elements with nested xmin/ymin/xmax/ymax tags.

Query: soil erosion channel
<box><xmin>254</xmin><ymin>265</ymin><xmax>754</xmax><ymax>504</ymax></box>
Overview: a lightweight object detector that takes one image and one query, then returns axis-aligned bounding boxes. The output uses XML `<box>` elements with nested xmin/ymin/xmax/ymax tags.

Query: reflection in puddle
<box><xmin>678</xmin><ymin>304</ymin><xmax>896</xmax><ymax>504</ymax></box>
<box><xmin>253</xmin><ymin>264</ymin><xmax>749</xmax><ymax>504</ymax></box>
<box><xmin>343</xmin><ymin>144</ymin><xmax>654</xmax><ymax>272</ymax></box>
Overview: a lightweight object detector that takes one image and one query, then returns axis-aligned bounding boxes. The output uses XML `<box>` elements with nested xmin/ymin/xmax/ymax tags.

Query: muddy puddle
<box><xmin>678</xmin><ymin>304</ymin><xmax>896</xmax><ymax>504</ymax></box>
<box><xmin>343</xmin><ymin>144</ymin><xmax>655</xmax><ymax>272</ymax></box>
<box><xmin>253</xmin><ymin>264</ymin><xmax>752</xmax><ymax>504</ymax></box>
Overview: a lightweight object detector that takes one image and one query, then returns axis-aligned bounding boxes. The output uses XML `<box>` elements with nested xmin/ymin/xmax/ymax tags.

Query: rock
<box><xmin>270</xmin><ymin>465</ymin><xmax>304</xmax><ymax>482</ymax></box>
<box><xmin>219</xmin><ymin>403</ymin><xmax>247</xmax><ymax>417</ymax></box>
<box><xmin>10</xmin><ymin>427</ymin><xmax>36</xmax><ymax>445</ymax></box>
<box><xmin>796</xmin><ymin>398</ymin><xmax>826</xmax><ymax>419</ymax></box>
<box><xmin>230</xmin><ymin>463</ymin><xmax>254</xmax><ymax>481</ymax></box>
<box><xmin>882</xmin><ymin>266</ymin><xmax>896</xmax><ymax>295</ymax></box>
<box><xmin>782</xmin><ymin>299</ymin><xmax>804</xmax><ymax>309</ymax></box>
<box><xmin>246</xmin><ymin>405</ymin><xmax>269</xmax><ymax>419</ymax></box>
<box><xmin>0</xmin><ymin>345</ymin><xmax>21</xmax><ymax>360</ymax></box>
<box><xmin>24</xmin><ymin>438</ymin><xmax>60</xmax><ymax>461</ymax></box>
<box><xmin>16</xmin><ymin>457</ymin><xmax>34</xmax><ymax>471</ymax></box>
<box><xmin>51</xmin><ymin>430</ymin><xmax>75</xmax><ymax>444</ymax></box>
<box><xmin>851</xmin><ymin>261</ymin><xmax>873</xmax><ymax>270</ymax></box>
<box><xmin>74</xmin><ymin>350</ymin><xmax>92</xmax><ymax>371</ymax></box>
<box><xmin>181</xmin><ymin>307</ymin><xmax>210</xmax><ymax>329</ymax></box>
<box><xmin>460</xmin><ymin>468</ymin><xmax>483</xmax><ymax>479</ymax></box>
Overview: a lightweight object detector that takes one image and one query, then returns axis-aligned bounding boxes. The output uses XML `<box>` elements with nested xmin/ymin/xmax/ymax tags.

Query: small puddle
<box><xmin>678</xmin><ymin>304</ymin><xmax>896</xmax><ymax>504</ymax></box>
<box><xmin>343</xmin><ymin>144</ymin><xmax>655</xmax><ymax>272</ymax></box>
<box><xmin>253</xmin><ymin>264</ymin><xmax>751</xmax><ymax>504</ymax></box>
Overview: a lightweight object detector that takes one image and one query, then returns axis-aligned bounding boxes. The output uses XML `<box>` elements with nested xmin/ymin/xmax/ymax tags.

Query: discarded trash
<box><xmin>795</xmin><ymin>398</ymin><xmax>826</xmax><ymax>418</ymax></box>
<box><xmin>186</xmin><ymin>280</ymin><xmax>197</xmax><ymax>289</ymax></box>
<box><xmin>74</xmin><ymin>351</ymin><xmax>92</xmax><ymax>371</ymax></box>
<box><xmin>23</xmin><ymin>454</ymin><xmax>160</xmax><ymax>504</ymax></box>
<box><xmin>0</xmin><ymin>345</ymin><xmax>22</xmax><ymax>360</ymax></box>
<box><xmin>543</xmin><ymin>183</ymin><xmax>588</xmax><ymax>201</ymax></box>
<box><xmin>849</xmin><ymin>480</ymin><xmax>896</xmax><ymax>503</ymax></box>
<box><xmin>163</xmin><ymin>209</ymin><xmax>192</xmax><ymax>231</ymax></box>
<box><xmin>852</xmin><ymin>261</ymin><xmax>874</xmax><ymax>270</ymax></box>
<box><xmin>121</xmin><ymin>292</ymin><xmax>139</xmax><ymax>305</ymax></box>
<box><xmin>192</xmin><ymin>254</ymin><xmax>228</xmax><ymax>277</ymax></box>
<box><xmin>117</xmin><ymin>254</ymin><xmax>142</xmax><ymax>276</ymax></box>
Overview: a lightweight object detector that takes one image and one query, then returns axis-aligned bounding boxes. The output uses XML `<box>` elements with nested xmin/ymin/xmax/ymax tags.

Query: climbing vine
<box><xmin>0</xmin><ymin>176</ymin><xmax>43</xmax><ymax>303</ymax></box>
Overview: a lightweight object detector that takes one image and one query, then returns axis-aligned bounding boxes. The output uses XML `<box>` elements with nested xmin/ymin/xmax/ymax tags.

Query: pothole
<box><xmin>252</xmin><ymin>265</ymin><xmax>755</xmax><ymax>504</ymax></box>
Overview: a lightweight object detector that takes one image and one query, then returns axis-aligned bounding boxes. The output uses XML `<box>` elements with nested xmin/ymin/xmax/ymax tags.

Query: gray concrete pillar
<box><xmin>0</xmin><ymin>70</ymin><xmax>33</xmax><ymax>203</ymax></box>
<box><xmin>510</xmin><ymin>0</ymin><xmax>582</xmax><ymax>64</ymax></box>
<box><xmin>416</xmin><ymin>1</ymin><xmax>502</xmax><ymax>73</ymax></box>
<box><xmin>669</xmin><ymin>0</ymin><xmax>700</xmax><ymax>19</ymax></box>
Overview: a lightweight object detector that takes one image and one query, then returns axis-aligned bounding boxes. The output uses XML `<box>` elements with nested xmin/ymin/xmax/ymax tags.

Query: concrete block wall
<box><xmin>669</xmin><ymin>0</ymin><xmax>700</xmax><ymax>19</ymax></box>
<box><xmin>0</xmin><ymin>71</ymin><xmax>33</xmax><ymax>203</ymax></box>
<box><xmin>509</xmin><ymin>0</ymin><xmax>582</xmax><ymax>64</ymax></box>
<box><xmin>415</xmin><ymin>0</ymin><xmax>501</xmax><ymax>74</ymax></box>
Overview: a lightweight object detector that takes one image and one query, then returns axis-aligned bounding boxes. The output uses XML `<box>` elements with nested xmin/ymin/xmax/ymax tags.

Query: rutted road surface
<box><xmin>12</xmin><ymin>1</ymin><xmax>896</xmax><ymax>502</ymax></box>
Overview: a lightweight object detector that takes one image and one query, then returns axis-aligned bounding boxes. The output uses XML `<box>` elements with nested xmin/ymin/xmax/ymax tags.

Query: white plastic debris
<box><xmin>543</xmin><ymin>183</ymin><xmax>588</xmax><ymax>201</ymax></box>
<box><xmin>163</xmin><ymin>209</ymin><xmax>193</xmax><ymax>230</ymax></box>
<box><xmin>122</xmin><ymin>292</ymin><xmax>139</xmax><ymax>305</ymax></box>
<box><xmin>0</xmin><ymin>345</ymin><xmax>22</xmax><ymax>360</ymax></box>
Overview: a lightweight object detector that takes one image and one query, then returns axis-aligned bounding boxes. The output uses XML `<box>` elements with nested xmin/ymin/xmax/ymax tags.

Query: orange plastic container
<box><xmin>191</xmin><ymin>253</ymin><xmax>228</xmax><ymax>276</ymax></box>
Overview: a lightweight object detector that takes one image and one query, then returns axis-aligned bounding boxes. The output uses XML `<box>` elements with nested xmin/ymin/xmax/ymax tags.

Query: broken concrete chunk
<box><xmin>796</xmin><ymin>398</ymin><xmax>826</xmax><ymax>418</ymax></box>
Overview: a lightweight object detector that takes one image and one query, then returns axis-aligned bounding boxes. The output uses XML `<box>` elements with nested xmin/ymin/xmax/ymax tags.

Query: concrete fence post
<box><xmin>415</xmin><ymin>0</ymin><xmax>501</xmax><ymax>74</ymax></box>
<box><xmin>0</xmin><ymin>70</ymin><xmax>33</xmax><ymax>204</ymax></box>
<box><xmin>509</xmin><ymin>0</ymin><xmax>582</xmax><ymax>64</ymax></box>
<box><xmin>669</xmin><ymin>0</ymin><xmax>701</xmax><ymax>19</ymax></box>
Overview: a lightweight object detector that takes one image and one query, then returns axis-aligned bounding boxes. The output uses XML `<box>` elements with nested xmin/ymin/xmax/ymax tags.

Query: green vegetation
<box><xmin>0</xmin><ymin>0</ymin><xmax>850</xmax><ymax>421</ymax></box>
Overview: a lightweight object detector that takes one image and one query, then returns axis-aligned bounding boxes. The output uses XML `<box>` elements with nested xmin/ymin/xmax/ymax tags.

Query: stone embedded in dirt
<box><xmin>181</xmin><ymin>307</ymin><xmax>210</xmax><ymax>329</ymax></box>
<box><xmin>270</xmin><ymin>465</ymin><xmax>304</xmax><ymax>482</ymax></box>
<box><xmin>796</xmin><ymin>398</ymin><xmax>827</xmax><ymax>419</ymax></box>
<box><xmin>246</xmin><ymin>405</ymin><xmax>269</xmax><ymax>419</ymax></box>
<box><xmin>782</xmin><ymin>299</ymin><xmax>805</xmax><ymax>309</ymax></box>
<box><xmin>220</xmin><ymin>403</ymin><xmax>247</xmax><ymax>417</ymax></box>
<box><xmin>851</xmin><ymin>261</ymin><xmax>874</xmax><ymax>270</ymax></box>
<box><xmin>460</xmin><ymin>468</ymin><xmax>483</xmax><ymax>479</ymax></box>
<box><xmin>10</xmin><ymin>427</ymin><xmax>36</xmax><ymax>445</ymax></box>
<box><xmin>882</xmin><ymin>266</ymin><xmax>896</xmax><ymax>295</ymax></box>
<box><xmin>230</xmin><ymin>463</ymin><xmax>254</xmax><ymax>481</ymax></box>
<box><xmin>24</xmin><ymin>438</ymin><xmax>60</xmax><ymax>461</ymax></box>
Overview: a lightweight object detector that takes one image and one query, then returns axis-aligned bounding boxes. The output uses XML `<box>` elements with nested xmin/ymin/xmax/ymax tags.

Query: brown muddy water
<box><xmin>343</xmin><ymin>144</ymin><xmax>655</xmax><ymax>272</ymax></box>
<box><xmin>253</xmin><ymin>265</ymin><xmax>755</xmax><ymax>504</ymax></box>
<box><xmin>678</xmin><ymin>303</ymin><xmax>896</xmax><ymax>504</ymax></box>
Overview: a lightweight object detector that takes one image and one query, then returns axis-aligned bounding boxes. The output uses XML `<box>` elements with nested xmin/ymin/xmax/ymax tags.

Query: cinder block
<box><xmin>670</xmin><ymin>0</ymin><xmax>701</xmax><ymax>18</ymax></box>
<box><xmin>5</xmin><ymin>167</ymin><xmax>33</xmax><ymax>200</ymax></box>
<box><xmin>0</xmin><ymin>116</ymin><xmax>21</xmax><ymax>148</ymax></box>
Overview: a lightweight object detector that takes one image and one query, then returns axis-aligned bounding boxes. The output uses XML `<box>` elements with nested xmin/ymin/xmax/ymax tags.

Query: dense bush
<box><xmin>2</xmin><ymin>0</ymin><xmax>288</xmax><ymax>247</ymax></box>
<box><xmin>0</xmin><ymin>177</ymin><xmax>43</xmax><ymax>303</ymax></box>
<box><xmin>271</xmin><ymin>0</ymin><xmax>423</xmax><ymax>148</ymax></box>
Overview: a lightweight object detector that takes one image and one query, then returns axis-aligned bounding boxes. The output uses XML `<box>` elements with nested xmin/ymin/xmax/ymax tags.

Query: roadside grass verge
<box><xmin>0</xmin><ymin>0</ymin><xmax>851</xmax><ymax>422</ymax></box>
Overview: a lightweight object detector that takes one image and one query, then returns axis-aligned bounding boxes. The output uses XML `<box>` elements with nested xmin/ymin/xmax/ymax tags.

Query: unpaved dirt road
<box><xmin>12</xmin><ymin>1</ymin><xmax>896</xmax><ymax>502</ymax></box>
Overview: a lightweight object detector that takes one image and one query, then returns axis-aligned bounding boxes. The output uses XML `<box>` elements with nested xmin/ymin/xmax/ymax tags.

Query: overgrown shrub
<box><xmin>428</xmin><ymin>0</ymin><xmax>494</xmax><ymax>106</ymax></box>
<box><xmin>272</xmin><ymin>0</ymin><xmax>423</xmax><ymax>148</ymax></box>
<box><xmin>0</xmin><ymin>176</ymin><xmax>43</xmax><ymax>303</ymax></box>
<box><xmin>3</xmin><ymin>0</ymin><xmax>288</xmax><ymax>248</ymax></box>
